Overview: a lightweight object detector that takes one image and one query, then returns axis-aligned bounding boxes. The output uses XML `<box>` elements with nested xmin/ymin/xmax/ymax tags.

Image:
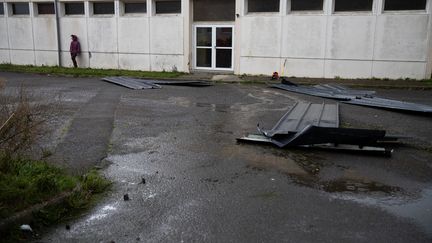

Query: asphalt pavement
<box><xmin>1</xmin><ymin>72</ymin><xmax>432</xmax><ymax>242</ymax></box>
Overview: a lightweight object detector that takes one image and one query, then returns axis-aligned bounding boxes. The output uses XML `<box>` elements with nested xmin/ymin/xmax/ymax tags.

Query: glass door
<box><xmin>195</xmin><ymin>25</ymin><xmax>234</xmax><ymax>71</ymax></box>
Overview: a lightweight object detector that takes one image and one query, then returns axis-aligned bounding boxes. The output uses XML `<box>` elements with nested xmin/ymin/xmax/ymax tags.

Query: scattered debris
<box><xmin>102</xmin><ymin>77</ymin><xmax>213</xmax><ymax>90</ymax></box>
<box><xmin>271</xmin><ymin>81</ymin><xmax>432</xmax><ymax>113</ymax></box>
<box><xmin>20</xmin><ymin>224</ymin><xmax>32</xmax><ymax>232</ymax></box>
<box><xmin>65</xmin><ymin>224</ymin><xmax>71</xmax><ymax>230</ymax></box>
<box><xmin>141</xmin><ymin>177</ymin><xmax>146</xmax><ymax>184</ymax></box>
<box><xmin>238</xmin><ymin>102</ymin><xmax>399</xmax><ymax>156</ymax></box>
<box><xmin>123</xmin><ymin>194</ymin><xmax>130</xmax><ymax>201</ymax></box>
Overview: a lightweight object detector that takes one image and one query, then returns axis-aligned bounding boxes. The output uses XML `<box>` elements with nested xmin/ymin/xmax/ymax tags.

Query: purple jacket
<box><xmin>70</xmin><ymin>35</ymin><xmax>81</xmax><ymax>55</ymax></box>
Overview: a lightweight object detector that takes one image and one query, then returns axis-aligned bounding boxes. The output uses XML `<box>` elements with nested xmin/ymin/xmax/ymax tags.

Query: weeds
<box><xmin>0</xmin><ymin>64</ymin><xmax>182</xmax><ymax>79</ymax></box>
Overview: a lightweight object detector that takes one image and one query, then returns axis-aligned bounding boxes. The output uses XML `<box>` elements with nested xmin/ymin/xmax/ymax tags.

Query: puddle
<box><xmin>334</xmin><ymin>188</ymin><xmax>432</xmax><ymax>237</ymax></box>
<box><xmin>195</xmin><ymin>102</ymin><xmax>231</xmax><ymax>113</ymax></box>
<box><xmin>322</xmin><ymin>179</ymin><xmax>401</xmax><ymax>194</ymax></box>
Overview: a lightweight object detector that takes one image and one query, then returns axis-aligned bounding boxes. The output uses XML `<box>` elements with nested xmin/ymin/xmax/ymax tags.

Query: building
<box><xmin>0</xmin><ymin>0</ymin><xmax>431</xmax><ymax>79</ymax></box>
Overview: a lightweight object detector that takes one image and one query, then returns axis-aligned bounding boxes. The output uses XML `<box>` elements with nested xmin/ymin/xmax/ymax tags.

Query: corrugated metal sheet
<box><xmin>271</xmin><ymin>82</ymin><xmax>432</xmax><ymax>113</ymax></box>
<box><xmin>259</xmin><ymin>102</ymin><xmax>339</xmax><ymax>137</ymax></box>
<box><xmin>102</xmin><ymin>77</ymin><xmax>213</xmax><ymax>89</ymax></box>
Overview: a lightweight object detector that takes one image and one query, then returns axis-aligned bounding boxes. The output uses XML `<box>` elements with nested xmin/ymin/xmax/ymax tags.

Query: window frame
<box><xmin>10</xmin><ymin>2</ymin><xmax>30</xmax><ymax>16</ymax></box>
<box><xmin>288</xmin><ymin>0</ymin><xmax>324</xmax><ymax>14</ymax></box>
<box><xmin>154</xmin><ymin>0</ymin><xmax>181</xmax><ymax>15</ymax></box>
<box><xmin>0</xmin><ymin>3</ymin><xmax>5</xmax><ymax>16</ymax></box>
<box><xmin>35</xmin><ymin>2</ymin><xmax>56</xmax><ymax>16</ymax></box>
<box><xmin>63</xmin><ymin>2</ymin><xmax>86</xmax><ymax>16</ymax></box>
<box><xmin>332</xmin><ymin>0</ymin><xmax>375</xmax><ymax>14</ymax></box>
<box><xmin>246</xmin><ymin>0</ymin><xmax>281</xmax><ymax>14</ymax></box>
<box><xmin>91</xmin><ymin>1</ymin><xmax>115</xmax><ymax>16</ymax></box>
<box><xmin>121</xmin><ymin>1</ymin><xmax>147</xmax><ymax>16</ymax></box>
<box><xmin>382</xmin><ymin>0</ymin><xmax>428</xmax><ymax>13</ymax></box>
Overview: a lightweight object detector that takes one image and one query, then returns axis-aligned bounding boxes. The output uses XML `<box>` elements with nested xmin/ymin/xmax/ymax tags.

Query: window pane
<box><xmin>197</xmin><ymin>28</ymin><xmax>212</xmax><ymax>47</ymax></box>
<box><xmin>155</xmin><ymin>1</ymin><xmax>181</xmax><ymax>14</ymax></box>
<box><xmin>0</xmin><ymin>4</ymin><xmax>4</xmax><ymax>15</ymax></box>
<box><xmin>216</xmin><ymin>28</ymin><xmax>232</xmax><ymax>47</ymax></box>
<box><xmin>93</xmin><ymin>2</ymin><xmax>114</xmax><ymax>14</ymax></box>
<box><xmin>384</xmin><ymin>0</ymin><xmax>427</xmax><ymax>11</ymax></box>
<box><xmin>334</xmin><ymin>0</ymin><xmax>373</xmax><ymax>12</ymax></box>
<box><xmin>38</xmin><ymin>3</ymin><xmax>55</xmax><ymax>15</ymax></box>
<box><xmin>12</xmin><ymin>3</ymin><xmax>30</xmax><ymax>15</ymax></box>
<box><xmin>193</xmin><ymin>0</ymin><xmax>235</xmax><ymax>21</ymax></box>
<box><xmin>65</xmin><ymin>2</ymin><xmax>85</xmax><ymax>15</ymax></box>
<box><xmin>196</xmin><ymin>48</ymin><xmax>212</xmax><ymax>68</ymax></box>
<box><xmin>124</xmin><ymin>2</ymin><xmax>146</xmax><ymax>13</ymax></box>
<box><xmin>248</xmin><ymin>0</ymin><xmax>280</xmax><ymax>13</ymax></box>
<box><xmin>216</xmin><ymin>49</ymin><xmax>232</xmax><ymax>68</ymax></box>
<box><xmin>291</xmin><ymin>0</ymin><xmax>323</xmax><ymax>11</ymax></box>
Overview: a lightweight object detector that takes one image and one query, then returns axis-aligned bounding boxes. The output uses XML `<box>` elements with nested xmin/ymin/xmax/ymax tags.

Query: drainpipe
<box><xmin>54</xmin><ymin>0</ymin><xmax>62</xmax><ymax>66</ymax></box>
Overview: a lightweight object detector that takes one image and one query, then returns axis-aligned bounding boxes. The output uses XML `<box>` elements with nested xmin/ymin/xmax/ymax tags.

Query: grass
<box><xmin>0</xmin><ymin>154</ymin><xmax>111</xmax><ymax>241</ymax></box>
<box><xmin>0</xmin><ymin>64</ymin><xmax>182</xmax><ymax>79</ymax></box>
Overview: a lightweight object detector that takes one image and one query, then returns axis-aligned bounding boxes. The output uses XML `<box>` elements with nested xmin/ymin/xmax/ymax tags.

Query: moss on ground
<box><xmin>0</xmin><ymin>64</ymin><xmax>182</xmax><ymax>79</ymax></box>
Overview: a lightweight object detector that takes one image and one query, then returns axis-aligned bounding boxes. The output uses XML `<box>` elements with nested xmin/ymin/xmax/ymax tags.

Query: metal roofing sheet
<box><xmin>260</xmin><ymin>102</ymin><xmax>339</xmax><ymax>137</ymax></box>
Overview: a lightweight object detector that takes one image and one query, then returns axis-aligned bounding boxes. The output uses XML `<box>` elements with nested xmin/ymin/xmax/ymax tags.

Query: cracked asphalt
<box><xmin>1</xmin><ymin>72</ymin><xmax>432</xmax><ymax>242</ymax></box>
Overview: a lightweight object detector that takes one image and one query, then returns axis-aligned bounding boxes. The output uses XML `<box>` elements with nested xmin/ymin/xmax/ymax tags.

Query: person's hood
<box><xmin>71</xmin><ymin>35</ymin><xmax>78</xmax><ymax>41</ymax></box>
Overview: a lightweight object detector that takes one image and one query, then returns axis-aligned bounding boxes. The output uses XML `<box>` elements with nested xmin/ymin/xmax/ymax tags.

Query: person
<box><xmin>69</xmin><ymin>35</ymin><xmax>81</xmax><ymax>68</ymax></box>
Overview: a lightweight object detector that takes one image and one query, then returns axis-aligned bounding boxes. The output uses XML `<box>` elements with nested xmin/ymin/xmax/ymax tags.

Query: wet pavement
<box><xmin>1</xmin><ymin>72</ymin><xmax>432</xmax><ymax>242</ymax></box>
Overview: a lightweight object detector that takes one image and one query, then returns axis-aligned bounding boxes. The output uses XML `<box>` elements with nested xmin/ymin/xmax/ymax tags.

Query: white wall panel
<box><xmin>372</xmin><ymin>61</ymin><xmax>426</xmax><ymax>79</ymax></box>
<box><xmin>88</xmin><ymin>18</ymin><xmax>117</xmax><ymax>52</ymax></box>
<box><xmin>240</xmin><ymin>16</ymin><xmax>281</xmax><ymax>57</ymax></box>
<box><xmin>324</xmin><ymin>60</ymin><xmax>372</xmax><ymax>79</ymax></box>
<box><xmin>10</xmin><ymin>50</ymin><xmax>34</xmax><ymax>65</ymax></box>
<box><xmin>0</xmin><ymin>19</ymin><xmax>9</xmax><ymax>49</ymax></box>
<box><xmin>119</xmin><ymin>53</ymin><xmax>150</xmax><ymax>70</ymax></box>
<box><xmin>150</xmin><ymin>17</ymin><xmax>183</xmax><ymax>55</ymax></box>
<box><xmin>0</xmin><ymin>50</ymin><xmax>10</xmax><ymax>63</ymax></box>
<box><xmin>374</xmin><ymin>14</ymin><xmax>429</xmax><ymax>62</ymax></box>
<box><xmin>326</xmin><ymin>16</ymin><xmax>375</xmax><ymax>60</ymax></box>
<box><xmin>150</xmin><ymin>54</ymin><xmax>183</xmax><ymax>72</ymax></box>
<box><xmin>118</xmin><ymin>18</ymin><xmax>150</xmax><ymax>54</ymax></box>
<box><xmin>239</xmin><ymin>57</ymin><xmax>280</xmax><ymax>75</ymax></box>
<box><xmin>8</xmin><ymin>18</ymin><xmax>33</xmax><ymax>49</ymax></box>
<box><xmin>35</xmin><ymin>51</ymin><xmax>58</xmax><ymax>66</ymax></box>
<box><xmin>282</xmin><ymin>16</ymin><xmax>326</xmax><ymax>58</ymax></box>
<box><xmin>89</xmin><ymin>52</ymin><xmax>118</xmax><ymax>69</ymax></box>
<box><xmin>33</xmin><ymin>17</ymin><xmax>57</xmax><ymax>50</ymax></box>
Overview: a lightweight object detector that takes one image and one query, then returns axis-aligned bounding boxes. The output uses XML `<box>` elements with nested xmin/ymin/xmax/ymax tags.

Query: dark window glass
<box><xmin>0</xmin><ymin>4</ymin><xmax>4</xmax><ymax>15</ymax></box>
<box><xmin>155</xmin><ymin>1</ymin><xmax>181</xmax><ymax>14</ymax></box>
<box><xmin>12</xmin><ymin>3</ymin><xmax>30</xmax><ymax>15</ymax></box>
<box><xmin>334</xmin><ymin>0</ymin><xmax>373</xmax><ymax>12</ymax></box>
<box><xmin>248</xmin><ymin>0</ymin><xmax>280</xmax><ymax>13</ymax></box>
<box><xmin>196</xmin><ymin>27</ymin><xmax>212</xmax><ymax>47</ymax></box>
<box><xmin>124</xmin><ymin>2</ymin><xmax>147</xmax><ymax>13</ymax></box>
<box><xmin>216</xmin><ymin>49</ymin><xmax>232</xmax><ymax>68</ymax></box>
<box><xmin>93</xmin><ymin>2</ymin><xmax>115</xmax><ymax>14</ymax></box>
<box><xmin>384</xmin><ymin>0</ymin><xmax>427</xmax><ymax>11</ymax></box>
<box><xmin>291</xmin><ymin>0</ymin><xmax>323</xmax><ymax>11</ymax></box>
<box><xmin>193</xmin><ymin>0</ymin><xmax>235</xmax><ymax>21</ymax></box>
<box><xmin>65</xmin><ymin>2</ymin><xmax>85</xmax><ymax>15</ymax></box>
<box><xmin>196</xmin><ymin>48</ymin><xmax>212</xmax><ymax>67</ymax></box>
<box><xmin>38</xmin><ymin>3</ymin><xmax>55</xmax><ymax>15</ymax></box>
<box><xmin>216</xmin><ymin>28</ymin><xmax>232</xmax><ymax>47</ymax></box>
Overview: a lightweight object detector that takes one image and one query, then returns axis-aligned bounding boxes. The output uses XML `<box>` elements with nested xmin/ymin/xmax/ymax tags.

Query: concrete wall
<box><xmin>1</xmin><ymin>0</ymin><xmax>187</xmax><ymax>72</ymax></box>
<box><xmin>236</xmin><ymin>0</ymin><xmax>432</xmax><ymax>79</ymax></box>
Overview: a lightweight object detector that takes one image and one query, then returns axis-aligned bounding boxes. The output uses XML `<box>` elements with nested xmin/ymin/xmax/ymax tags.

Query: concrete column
<box><xmin>233</xmin><ymin>0</ymin><xmax>243</xmax><ymax>74</ymax></box>
<box><xmin>426</xmin><ymin>0</ymin><xmax>432</xmax><ymax>79</ymax></box>
<box><xmin>182</xmin><ymin>0</ymin><xmax>190</xmax><ymax>73</ymax></box>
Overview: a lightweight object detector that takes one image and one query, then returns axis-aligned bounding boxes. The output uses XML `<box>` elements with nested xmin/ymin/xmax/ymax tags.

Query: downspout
<box><xmin>54</xmin><ymin>0</ymin><xmax>62</xmax><ymax>66</ymax></box>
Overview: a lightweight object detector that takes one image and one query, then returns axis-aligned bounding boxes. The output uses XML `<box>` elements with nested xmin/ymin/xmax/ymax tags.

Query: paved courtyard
<box><xmin>1</xmin><ymin>72</ymin><xmax>432</xmax><ymax>242</ymax></box>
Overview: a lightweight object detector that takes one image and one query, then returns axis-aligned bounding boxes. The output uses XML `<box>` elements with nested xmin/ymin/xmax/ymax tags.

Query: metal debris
<box><xmin>237</xmin><ymin>102</ymin><xmax>399</xmax><ymax>155</ymax></box>
<box><xmin>271</xmin><ymin>82</ymin><xmax>432</xmax><ymax>113</ymax></box>
<box><xmin>102</xmin><ymin>77</ymin><xmax>213</xmax><ymax>89</ymax></box>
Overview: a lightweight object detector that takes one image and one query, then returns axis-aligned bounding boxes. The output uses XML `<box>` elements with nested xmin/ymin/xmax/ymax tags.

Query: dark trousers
<box><xmin>71</xmin><ymin>54</ymin><xmax>78</xmax><ymax>68</ymax></box>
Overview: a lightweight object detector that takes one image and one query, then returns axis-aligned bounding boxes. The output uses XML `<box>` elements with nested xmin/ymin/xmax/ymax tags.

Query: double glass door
<box><xmin>195</xmin><ymin>25</ymin><xmax>234</xmax><ymax>71</ymax></box>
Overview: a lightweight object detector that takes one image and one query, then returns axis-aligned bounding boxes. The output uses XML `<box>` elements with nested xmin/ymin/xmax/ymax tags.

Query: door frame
<box><xmin>193</xmin><ymin>24</ymin><xmax>235</xmax><ymax>71</ymax></box>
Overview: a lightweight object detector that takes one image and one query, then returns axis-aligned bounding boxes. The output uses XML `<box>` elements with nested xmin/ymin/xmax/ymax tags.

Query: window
<box><xmin>334</xmin><ymin>0</ymin><xmax>373</xmax><ymax>12</ymax></box>
<box><xmin>248</xmin><ymin>0</ymin><xmax>280</xmax><ymax>13</ymax></box>
<box><xmin>124</xmin><ymin>2</ymin><xmax>147</xmax><ymax>14</ymax></box>
<box><xmin>12</xmin><ymin>2</ymin><xmax>30</xmax><ymax>15</ymax></box>
<box><xmin>37</xmin><ymin>3</ymin><xmax>55</xmax><ymax>15</ymax></box>
<box><xmin>0</xmin><ymin>4</ymin><xmax>4</xmax><ymax>15</ymax></box>
<box><xmin>155</xmin><ymin>0</ymin><xmax>181</xmax><ymax>14</ymax></box>
<box><xmin>93</xmin><ymin>2</ymin><xmax>115</xmax><ymax>15</ymax></box>
<box><xmin>65</xmin><ymin>2</ymin><xmax>85</xmax><ymax>15</ymax></box>
<box><xmin>291</xmin><ymin>0</ymin><xmax>323</xmax><ymax>11</ymax></box>
<box><xmin>193</xmin><ymin>0</ymin><xmax>235</xmax><ymax>21</ymax></box>
<box><xmin>384</xmin><ymin>0</ymin><xmax>427</xmax><ymax>11</ymax></box>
